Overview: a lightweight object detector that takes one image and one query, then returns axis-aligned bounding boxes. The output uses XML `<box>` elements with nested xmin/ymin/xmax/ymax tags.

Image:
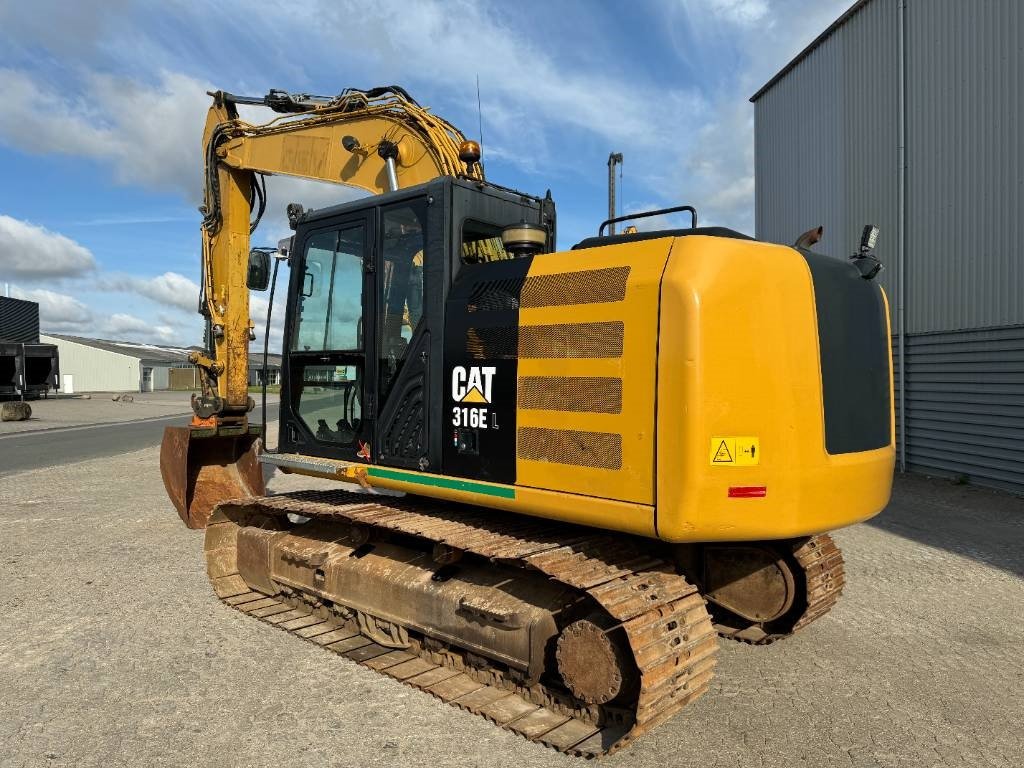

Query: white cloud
<box><xmin>242</xmin><ymin>0</ymin><xmax>706</xmax><ymax>174</ymax></box>
<box><xmin>10</xmin><ymin>286</ymin><xmax>93</xmax><ymax>328</ymax></box>
<box><xmin>0</xmin><ymin>215</ymin><xmax>97</xmax><ymax>279</ymax></box>
<box><xmin>104</xmin><ymin>312</ymin><xmax>178</xmax><ymax>344</ymax></box>
<box><xmin>0</xmin><ymin>68</ymin><xmax>210</xmax><ymax>200</ymax></box>
<box><xmin>703</xmin><ymin>0</ymin><xmax>770</xmax><ymax>26</ymax></box>
<box><xmin>99</xmin><ymin>271</ymin><xmax>201</xmax><ymax>313</ymax></box>
<box><xmin>11</xmin><ymin>284</ymin><xmax>187</xmax><ymax>345</ymax></box>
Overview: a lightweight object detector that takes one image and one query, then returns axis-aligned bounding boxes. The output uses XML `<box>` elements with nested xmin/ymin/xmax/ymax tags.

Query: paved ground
<box><xmin>0</xmin><ymin>392</ymin><xmax>195</xmax><ymax>435</ymax></box>
<box><xmin>0</xmin><ymin>396</ymin><xmax>280</xmax><ymax>477</ymax></box>
<box><xmin>1</xmin><ymin>444</ymin><xmax>1021</xmax><ymax>768</ymax></box>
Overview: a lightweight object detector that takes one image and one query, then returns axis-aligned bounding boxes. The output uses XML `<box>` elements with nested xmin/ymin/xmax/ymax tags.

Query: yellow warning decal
<box><xmin>709</xmin><ymin>437</ymin><xmax>760</xmax><ymax>466</ymax></box>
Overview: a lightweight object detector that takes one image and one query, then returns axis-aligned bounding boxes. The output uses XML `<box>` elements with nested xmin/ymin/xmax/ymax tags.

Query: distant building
<box><xmin>40</xmin><ymin>333</ymin><xmax>281</xmax><ymax>393</ymax></box>
<box><xmin>0</xmin><ymin>296</ymin><xmax>60</xmax><ymax>399</ymax></box>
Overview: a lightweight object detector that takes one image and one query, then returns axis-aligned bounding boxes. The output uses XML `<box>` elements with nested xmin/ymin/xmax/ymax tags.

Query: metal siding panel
<box><xmin>839</xmin><ymin>0</ymin><xmax>901</xmax><ymax>305</ymax></box>
<box><xmin>0</xmin><ymin>297</ymin><xmax>41</xmax><ymax>343</ymax></box>
<box><xmin>905</xmin><ymin>0</ymin><xmax>1024</xmax><ymax>332</ymax></box>
<box><xmin>755</xmin><ymin>37</ymin><xmax>844</xmax><ymax>252</ymax></box>
<box><xmin>904</xmin><ymin>325</ymin><xmax>1024</xmax><ymax>492</ymax></box>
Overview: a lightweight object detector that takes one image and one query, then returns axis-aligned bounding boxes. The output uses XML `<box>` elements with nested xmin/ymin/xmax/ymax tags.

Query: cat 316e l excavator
<box><xmin>160</xmin><ymin>85</ymin><xmax>894</xmax><ymax>757</ymax></box>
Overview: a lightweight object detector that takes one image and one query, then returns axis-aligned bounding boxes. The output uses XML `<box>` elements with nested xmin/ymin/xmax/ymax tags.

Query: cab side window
<box><xmin>379</xmin><ymin>204</ymin><xmax>427</xmax><ymax>403</ymax></box>
<box><xmin>461</xmin><ymin>220</ymin><xmax>512</xmax><ymax>263</ymax></box>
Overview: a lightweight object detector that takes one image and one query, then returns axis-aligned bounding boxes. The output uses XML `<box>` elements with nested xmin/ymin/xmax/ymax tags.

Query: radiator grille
<box><xmin>517</xmin><ymin>427</ymin><xmax>622</xmax><ymax>470</ymax></box>
<box><xmin>518</xmin><ymin>322</ymin><xmax>624</xmax><ymax>359</ymax></box>
<box><xmin>518</xmin><ymin>376</ymin><xmax>622</xmax><ymax>413</ymax></box>
<box><xmin>467</xmin><ymin>326</ymin><xmax>518</xmax><ymax>360</ymax></box>
<box><xmin>521</xmin><ymin>266</ymin><xmax>630</xmax><ymax>308</ymax></box>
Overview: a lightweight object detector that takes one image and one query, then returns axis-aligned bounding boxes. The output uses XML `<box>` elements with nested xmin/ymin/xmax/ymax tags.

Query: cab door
<box><xmin>280</xmin><ymin>211</ymin><xmax>375</xmax><ymax>461</ymax></box>
<box><xmin>373</xmin><ymin>198</ymin><xmax>431</xmax><ymax>469</ymax></box>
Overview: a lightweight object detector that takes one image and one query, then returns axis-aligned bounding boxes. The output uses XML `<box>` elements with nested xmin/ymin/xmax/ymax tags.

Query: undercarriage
<box><xmin>206</xmin><ymin>489</ymin><xmax>844</xmax><ymax>756</ymax></box>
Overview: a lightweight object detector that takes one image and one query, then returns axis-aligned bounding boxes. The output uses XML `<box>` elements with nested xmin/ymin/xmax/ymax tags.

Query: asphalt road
<box><xmin>0</xmin><ymin>413</ymin><xmax>277</xmax><ymax>477</ymax></box>
<box><xmin>0</xmin><ymin>413</ymin><xmax>192</xmax><ymax>477</ymax></box>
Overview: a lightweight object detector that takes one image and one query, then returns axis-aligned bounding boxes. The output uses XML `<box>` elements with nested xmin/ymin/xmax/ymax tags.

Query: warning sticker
<box><xmin>709</xmin><ymin>437</ymin><xmax>760</xmax><ymax>466</ymax></box>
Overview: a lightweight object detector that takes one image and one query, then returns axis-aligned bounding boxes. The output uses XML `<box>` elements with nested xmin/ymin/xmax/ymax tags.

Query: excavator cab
<box><xmin>277</xmin><ymin>177</ymin><xmax>553</xmax><ymax>472</ymax></box>
<box><xmin>161</xmin><ymin>177</ymin><xmax>554</xmax><ymax>527</ymax></box>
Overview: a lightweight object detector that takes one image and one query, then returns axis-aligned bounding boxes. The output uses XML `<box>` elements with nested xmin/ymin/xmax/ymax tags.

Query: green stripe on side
<box><xmin>366</xmin><ymin>467</ymin><xmax>516</xmax><ymax>499</ymax></box>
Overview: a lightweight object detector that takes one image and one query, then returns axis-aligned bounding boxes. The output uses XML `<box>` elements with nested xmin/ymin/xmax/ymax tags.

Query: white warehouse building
<box><xmin>41</xmin><ymin>334</ymin><xmax>193</xmax><ymax>393</ymax></box>
<box><xmin>41</xmin><ymin>334</ymin><xmax>283</xmax><ymax>393</ymax></box>
<box><xmin>752</xmin><ymin>0</ymin><xmax>1023</xmax><ymax>493</ymax></box>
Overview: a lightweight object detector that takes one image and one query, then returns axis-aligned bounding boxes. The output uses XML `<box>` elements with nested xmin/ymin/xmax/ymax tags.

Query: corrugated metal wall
<box><xmin>903</xmin><ymin>325</ymin><xmax>1024</xmax><ymax>491</ymax></box>
<box><xmin>753</xmin><ymin>0</ymin><xmax>1024</xmax><ymax>493</ymax></box>
<box><xmin>755</xmin><ymin>0</ymin><xmax>901</xmax><ymax>303</ymax></box>
<box><xmin>40</xmin><ymin>335</ymin><xmax>140</xmax><ymax>393</ymax></box>
<box><xmin>905</xmin><ymin>0</ymin><xmax>1024</xmax><ymax>332</ymax></box>
<box><xmin>0</xmin><ymin>297</ymin><xmax>41</xmax><ymax>344</ymax></box>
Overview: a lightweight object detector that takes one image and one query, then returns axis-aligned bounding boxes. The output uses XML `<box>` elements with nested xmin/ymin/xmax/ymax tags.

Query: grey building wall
<box><xmin>753</xmin><ymin>0</ymin><xmax>1024</xmax><ymax>493</ymax></box>
<box><xmin>0</xmin><ymin>297</ymin><xmax>41</xmax><ymax>343</ymax></box>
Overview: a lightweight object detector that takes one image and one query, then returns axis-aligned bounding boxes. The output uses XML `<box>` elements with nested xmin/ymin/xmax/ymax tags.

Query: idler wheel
<box><xmin>556</xmin><ymin>617</ymin><xmax>631</xmax><ymax>705</ymax></box>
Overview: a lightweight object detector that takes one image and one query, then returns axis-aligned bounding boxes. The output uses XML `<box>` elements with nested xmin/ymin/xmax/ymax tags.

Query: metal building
<box><xmin>752</xmin><ymin>0</ymin><xmax>1023</xmax><ymax>493</ymax></box>
<box><xmin>0</xmin><ymin>296</ymin><xmax>60</xmax><ymax>398</ymax></box>
<box><xmin>40</xmin><ymin>333</ymin><xmax>282</xmax><ymax>393</ymax></box>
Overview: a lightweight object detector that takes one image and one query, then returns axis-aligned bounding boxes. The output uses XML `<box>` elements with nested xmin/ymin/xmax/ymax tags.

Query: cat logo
<box><xmin>451</xmin><ymin>365</ymin><xmax>496</xmax><ymax>404</ymax></box>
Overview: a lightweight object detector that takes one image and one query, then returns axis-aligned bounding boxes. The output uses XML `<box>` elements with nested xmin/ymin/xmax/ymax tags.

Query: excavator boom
<box><xmin>161</xmin><ymin>86</ymin><xmax>484</xmax><ymax>527</ymax></box>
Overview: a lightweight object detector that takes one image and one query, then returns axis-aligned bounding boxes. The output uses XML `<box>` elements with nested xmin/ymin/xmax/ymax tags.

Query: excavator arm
<box><xmin>161</xmin><ymin>86</ymin><xmax>483</xmax><ymax>527</ymax></box>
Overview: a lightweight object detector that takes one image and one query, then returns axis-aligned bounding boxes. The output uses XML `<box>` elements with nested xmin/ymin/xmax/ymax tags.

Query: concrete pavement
<box><xmin>0</xmin><ymin>448</ymin><xmax>1021</xmax><ymax>768</ymax></box>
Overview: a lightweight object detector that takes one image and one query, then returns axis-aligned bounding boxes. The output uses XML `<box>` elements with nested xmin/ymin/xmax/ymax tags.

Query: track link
<box><xmin>714</xmin><ymin>534</ymin><xmax>846</xmax><ymax>645</ymax></box>
<box><xmin>206</xmin><ymin>489</ymin><xmax>719</xmax><ymax>757</ymax></box>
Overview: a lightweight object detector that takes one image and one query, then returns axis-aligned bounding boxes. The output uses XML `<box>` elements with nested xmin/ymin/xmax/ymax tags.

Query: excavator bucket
<box><xmin>160</xmin><ymin>426</ymin><xmax>265</xmax><ymax>529</ymax></box>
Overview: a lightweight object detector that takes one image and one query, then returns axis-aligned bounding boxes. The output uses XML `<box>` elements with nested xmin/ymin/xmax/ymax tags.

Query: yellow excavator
<box><xmin>160</xmin><ymin>85</ymin><xmax>894</xmax><ymax>756</ymax></box>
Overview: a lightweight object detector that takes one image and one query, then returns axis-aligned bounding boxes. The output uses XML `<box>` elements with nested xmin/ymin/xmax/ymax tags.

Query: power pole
<box><xmin>607</xmin><ymin>152</ymin><xmax>623</xmax><ymax>234</ymax></box>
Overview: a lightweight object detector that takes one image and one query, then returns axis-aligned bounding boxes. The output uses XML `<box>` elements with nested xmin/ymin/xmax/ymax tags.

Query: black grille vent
<box><xmin>466</xmin><ymin>278</ymin><xmax>525</xmax><ymax>312</ymax></box>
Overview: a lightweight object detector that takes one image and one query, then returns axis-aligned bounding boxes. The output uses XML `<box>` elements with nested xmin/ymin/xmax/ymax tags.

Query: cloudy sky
<box><xmin>0</xmin><ymin>0</ymin><xmax>849</xmax><ymax>348</ymax></box>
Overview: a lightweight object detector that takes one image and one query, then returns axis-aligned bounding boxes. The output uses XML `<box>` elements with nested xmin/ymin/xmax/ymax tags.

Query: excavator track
<box><xmin>205</xmin><ymin>489</ymin><xmax>719</xmax><ymax>757</ymax></box>
<box><xmin>712</xmin><ymin>534</ymin><xmax>846</xmax><ymax>645</ymax></box>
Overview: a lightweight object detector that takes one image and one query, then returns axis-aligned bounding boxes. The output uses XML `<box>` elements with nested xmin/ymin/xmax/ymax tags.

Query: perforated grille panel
<box><xmin>518</xmin><ymin>321</ymin><xmax>624</xmax><ymax>359</ymax></box>
<box><xmin>467</xmin><ymin>278</ymin><xmax>525</xmax><ymax>312</ymax></box>
<box><xmin>466</xmin><ymin>326</ymin><xmax>518</xmax><ymax>359</ymax></box>
<box><xmin>520</xmin><ymin>266</ymin><xmax>630</xmax><ymax>308</ymax></box>
<box><xmin>517</xmin><ymin>427</ymin><xmax>622</xmax><ymax>470</ymax></box>
<box><xmin>518</xmin><ymin>376</ymin><xmax>622</xmax><ymax>413</ymax></box>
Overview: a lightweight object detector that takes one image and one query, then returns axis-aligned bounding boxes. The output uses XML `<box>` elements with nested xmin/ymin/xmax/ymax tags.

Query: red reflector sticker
<box><xmin>728</xmin><ymin>486</ymin><xmax>767</xmax><ymax>498</ymax></box>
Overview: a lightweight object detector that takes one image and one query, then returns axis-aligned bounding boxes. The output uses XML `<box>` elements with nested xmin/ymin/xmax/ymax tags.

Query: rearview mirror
<box><xmin>247</xmin><ymin>248</ymin><xmax>271</xmax><ymax>291</ymax></box>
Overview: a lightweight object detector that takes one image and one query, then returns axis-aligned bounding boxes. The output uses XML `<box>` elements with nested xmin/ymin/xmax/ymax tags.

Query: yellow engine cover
<box><xmin>654</xmin><ymin>235</ymin><xmax>894</xmax><ymax>541</ymax></box>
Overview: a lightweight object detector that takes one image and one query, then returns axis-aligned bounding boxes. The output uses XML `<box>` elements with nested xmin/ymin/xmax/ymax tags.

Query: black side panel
<box><xmin>443</xmin><ymin>258</ymin><xmax>532</xmax><ymax>483</ymax></box>
<box><xmin>801</xmin><ymin>249</ymin><xmax>891</xmax><ymax>454</ymax></box>
<box><xmin>377</xmin><ymin>329</ymin><xmax>429</xmax><ymax>468</ymax></box>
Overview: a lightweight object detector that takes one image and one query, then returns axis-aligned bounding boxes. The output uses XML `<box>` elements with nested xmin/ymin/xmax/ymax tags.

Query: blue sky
<box><xmin>0</xmin><ymin>0</ymin><xmax>850</xmax><ymax>347</ymax></box>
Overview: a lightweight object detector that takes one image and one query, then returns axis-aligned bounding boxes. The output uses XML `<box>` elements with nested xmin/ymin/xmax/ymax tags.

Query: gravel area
<box><xmin>1</xmin><ymin>447</ymin><xmax>1021</xmax><ymax>768</ymax></box>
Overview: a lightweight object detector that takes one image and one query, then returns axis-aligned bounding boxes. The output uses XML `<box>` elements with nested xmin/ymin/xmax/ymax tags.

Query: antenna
<box><xmin>476</xmin><ymin>75</ymin><xmax>484</xmax><ymax>150</ymax></box>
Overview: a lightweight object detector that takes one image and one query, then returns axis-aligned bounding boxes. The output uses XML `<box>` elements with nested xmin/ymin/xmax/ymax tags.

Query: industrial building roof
<box><xmin>43</xmin><ymin>334</ymin><xmax>282</xmax><ymax>368</ymax></box>
<box><xmin>750</xmin><ymin>0</ymin><xmax>870</xmax><ymax>102</ymax></box>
